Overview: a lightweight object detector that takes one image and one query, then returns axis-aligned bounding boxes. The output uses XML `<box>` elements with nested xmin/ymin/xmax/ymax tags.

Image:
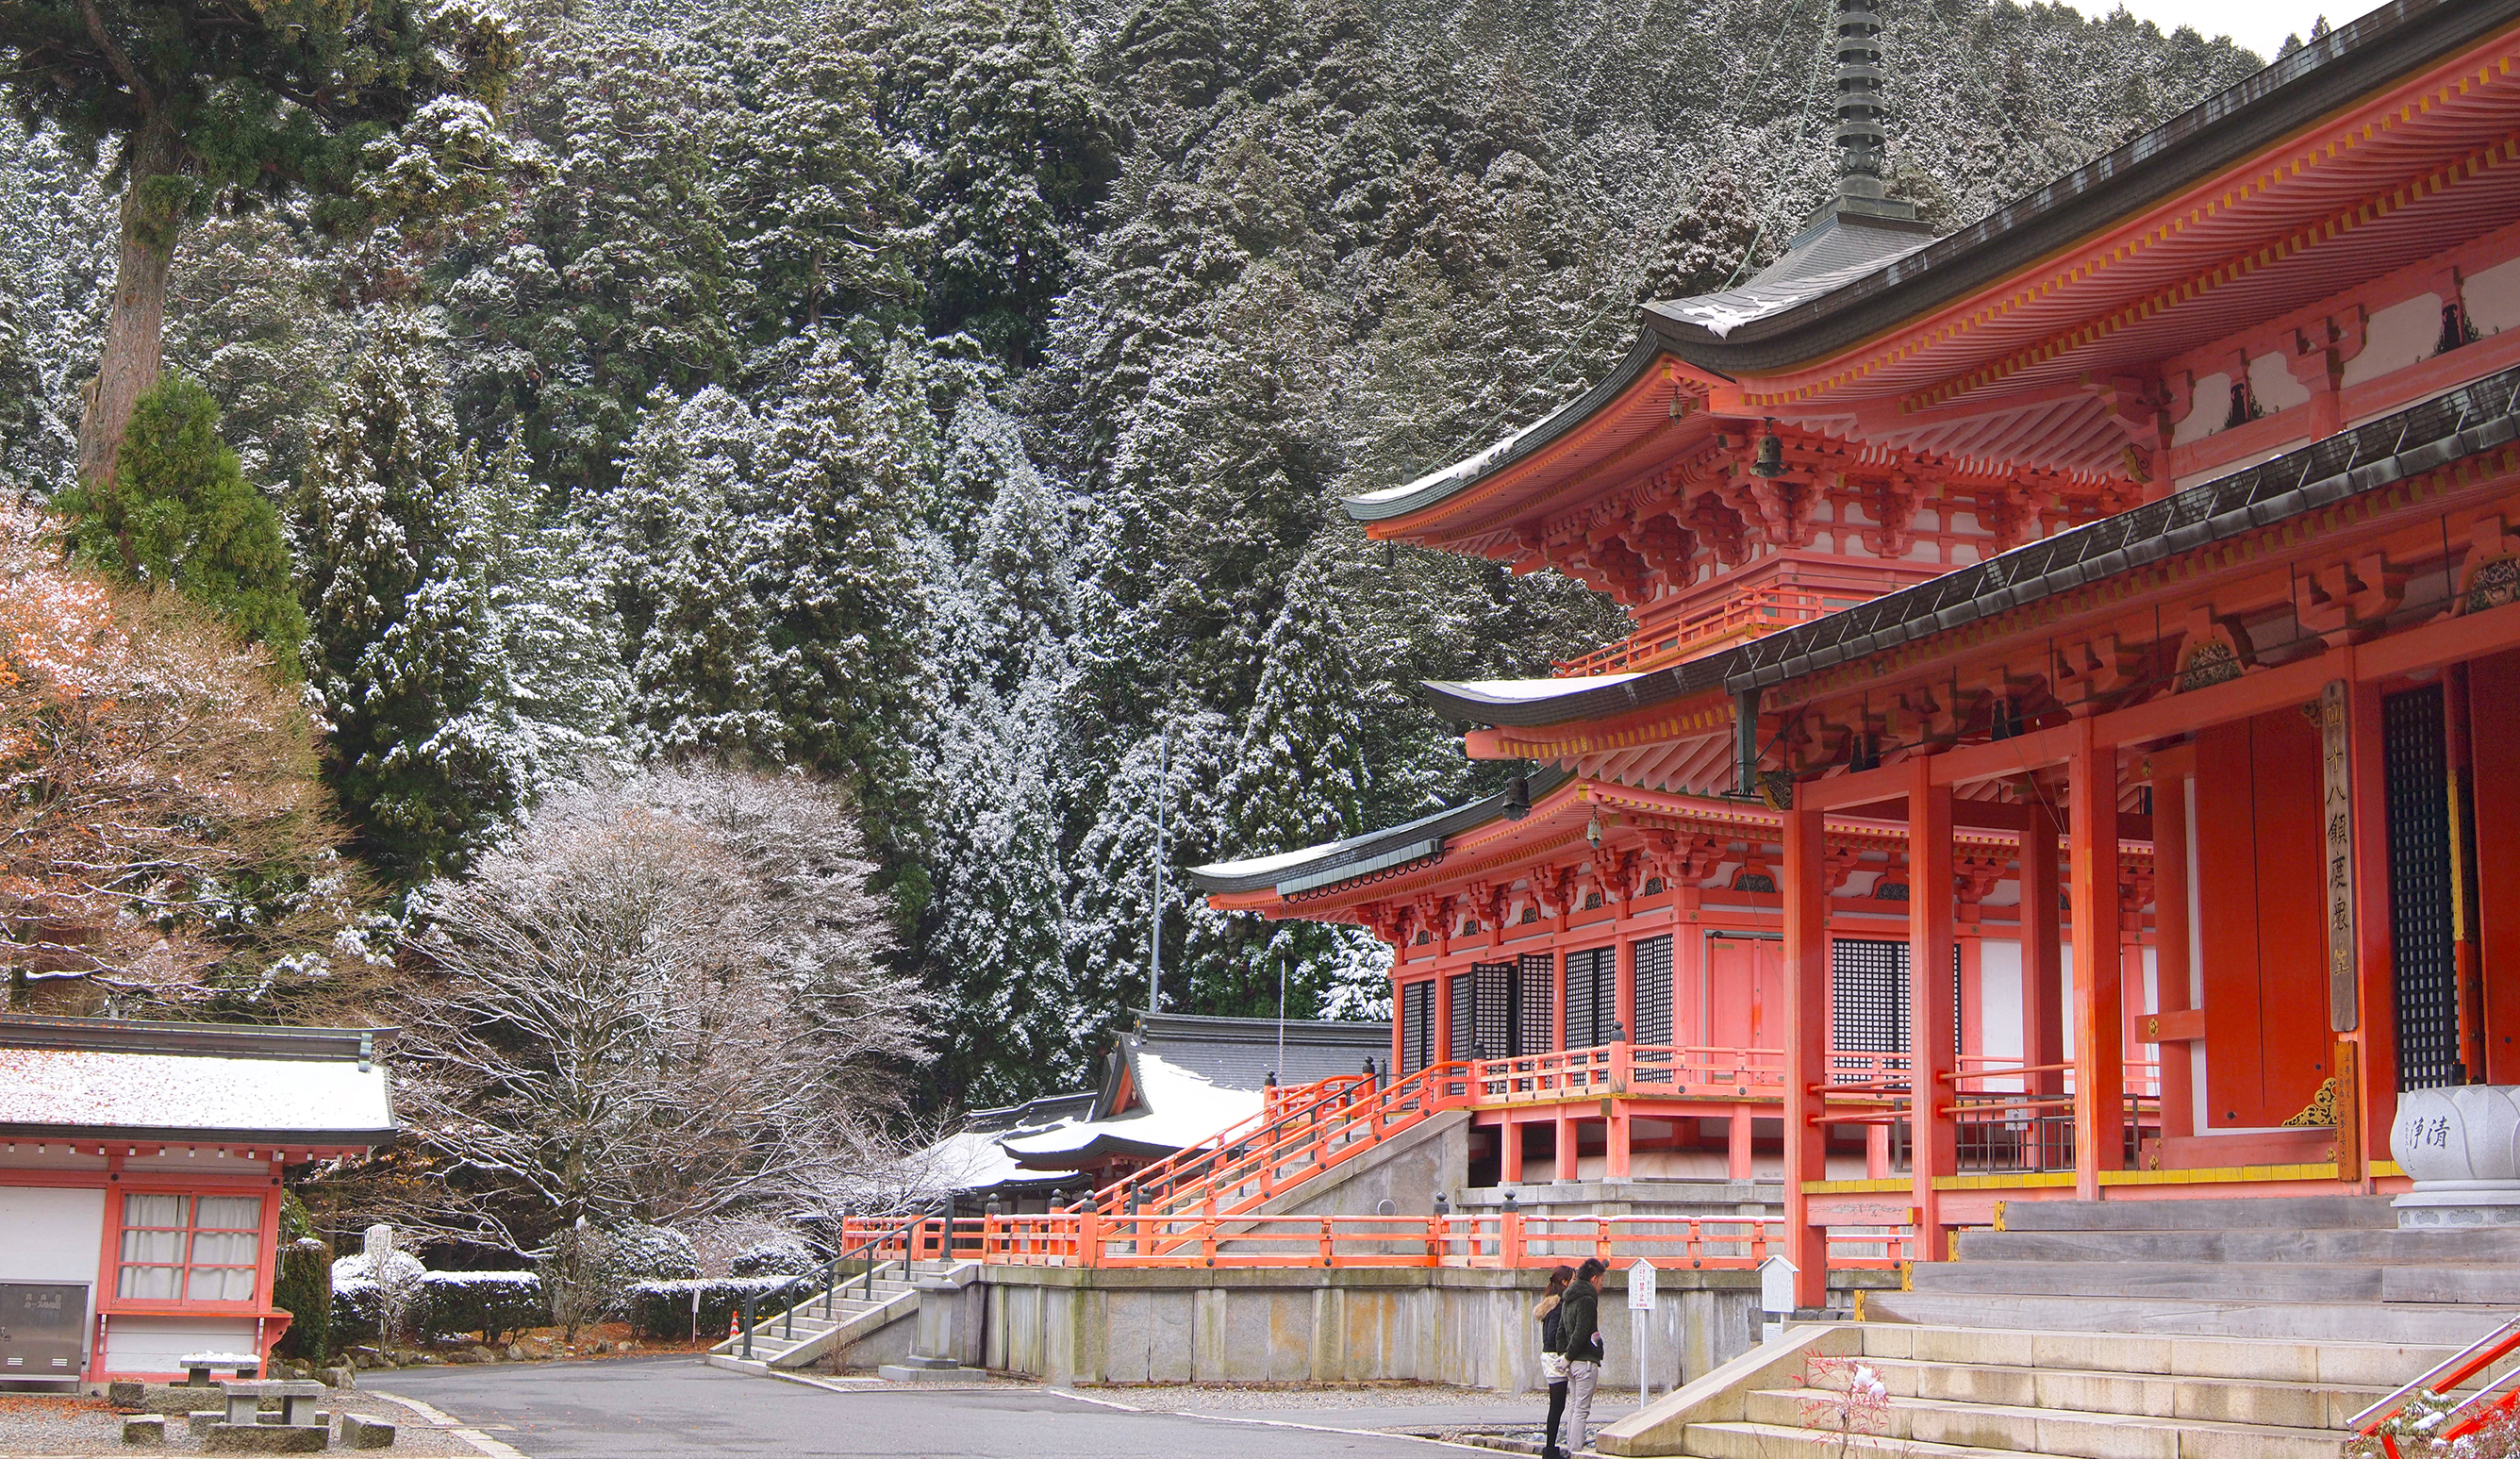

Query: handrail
<box><xmin>734</xmin><ymin>1202</ymin><xmax>937</xmax><ymax>1360</ymax></box>
<box><xmin>2351</xmin><ymin>1312</ymin><xmax>2520</xmax><ymax>1452</ymax></box>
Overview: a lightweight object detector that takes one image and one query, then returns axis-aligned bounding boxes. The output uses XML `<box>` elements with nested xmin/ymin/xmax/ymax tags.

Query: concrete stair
<box><xmin>705</xmin><ymin>1265</ymin><xmax>926</xmax><ymax>1371</ymax></box>
<box><xmin>1868</xmin><ymin>1194</ymin><xmax>2520</xmax><ymax>1345</ymax></box>
<box><xmin>1618</xmin><ymin>1321</ymin><xmax>2502</xmax><ymax>1458</ymax></box>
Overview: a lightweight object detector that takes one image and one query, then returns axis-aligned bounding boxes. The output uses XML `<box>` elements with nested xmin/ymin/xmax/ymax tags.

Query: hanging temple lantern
<box><xmin>1751</xmin><ymin>421</ymin><xmax>1786</xmax><ymax>477</ymax></box>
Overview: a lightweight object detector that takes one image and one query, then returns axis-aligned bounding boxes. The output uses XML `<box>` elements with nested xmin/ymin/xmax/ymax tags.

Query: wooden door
<box><xmin>1706</xmin><ymin>934</ymin><xmax>1783</xmax><ymax>1051</ymax></box>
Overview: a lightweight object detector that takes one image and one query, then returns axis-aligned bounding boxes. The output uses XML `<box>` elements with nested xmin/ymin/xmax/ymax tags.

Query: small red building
<box><xmin>0</xmin><ymin>1016</ymin><xmax>394</xmax><ymax>1384</ymax></box>
<box><xmin>1191</xmin><ymin>0</ymin><xmax>2520</xmax><ymax>1305</ymax></box>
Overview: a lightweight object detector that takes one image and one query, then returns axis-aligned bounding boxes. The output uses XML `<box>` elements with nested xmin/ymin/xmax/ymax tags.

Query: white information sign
<box><xmin>1627</xmin><ymin>1258</ymin><xmax>1657</xmax><ymax>1311</ymax></box>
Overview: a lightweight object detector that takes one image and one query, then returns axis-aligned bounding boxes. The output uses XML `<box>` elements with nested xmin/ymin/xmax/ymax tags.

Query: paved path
<box><xmin>365</xmin><ymin>1356</ymin><xmax>1613</xmax><ymax>1459</ymax></box>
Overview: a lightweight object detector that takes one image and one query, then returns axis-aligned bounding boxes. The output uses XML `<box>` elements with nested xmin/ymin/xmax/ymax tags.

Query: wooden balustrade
<box><xmin>839</xmin><ymin>1211</ymin><xmax>1908</xmax><ymax>1272</ymax></box>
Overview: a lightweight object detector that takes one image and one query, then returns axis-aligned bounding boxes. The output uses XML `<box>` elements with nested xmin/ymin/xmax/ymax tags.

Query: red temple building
<box><xmin>1190</xmin><ymin>0</ymin><xmax>2520</xmax><ymax>1315</ymax></box>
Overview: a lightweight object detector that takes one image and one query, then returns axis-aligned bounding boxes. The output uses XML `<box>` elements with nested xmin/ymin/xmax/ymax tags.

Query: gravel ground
<box><xmin>0</xmin><ymin>1386</ymin><xmax>480</xmax><ymax>1456</ymax></box>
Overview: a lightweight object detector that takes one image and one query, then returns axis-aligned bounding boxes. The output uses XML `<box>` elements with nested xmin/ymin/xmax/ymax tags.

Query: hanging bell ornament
<box><xmin>1751</xmin><ymin>423</ymin><xmax>1787</xmax><ymax>477</ymax></box>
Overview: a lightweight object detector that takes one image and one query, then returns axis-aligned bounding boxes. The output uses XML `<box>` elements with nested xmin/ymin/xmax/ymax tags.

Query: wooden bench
<box><xmin>217</xmin><ymin>1378</ymin><xmax>325</xmax><ymax>1427</ymax></box>
<box><xmin>178</xmin><ymin>1352</ymin><xmax>261</xmax><ymax>1386</ymax></box>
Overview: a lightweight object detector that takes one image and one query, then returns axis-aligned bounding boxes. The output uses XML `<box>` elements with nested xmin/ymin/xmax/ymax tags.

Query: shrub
<box><xmin>730</xmin><ymin>1235</ymin><xmax>819</xmax><ymax>1278</ymax></box>
<box><xmin>418</xmin><ymin>1272</ymin><xmax>546</xmax><ymax>1344</ymax></box>
<box><xmin>272</xmin><ymin>1197</ymin><xmax>331</xmax><ymax>1362</ymax></box>
<box><xmin>624</xmin><ymin>1278</ymin><xmax>791</xmax><ymax>1342</ymax></box>
<box><xmin>543</xmin><ymin>1222</ymin><xmax>701</xmax><ymax>1338</ymax></box>
<box><xmin>330</xmin><ymin>1228</ymin><xmax>425</xmax><ymax>1344</ymax></box>
<box><xmin>331</xmin><ymin>1277</ymin><xmax>390</xmax><ymax>1348</ymax></box>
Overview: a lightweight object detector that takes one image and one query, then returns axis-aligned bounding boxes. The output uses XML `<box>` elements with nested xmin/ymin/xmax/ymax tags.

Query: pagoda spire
<box><xmin>1824</xmin><ymin>0</ymin><xmax>1917</xmax><ymax>223</ymax></box>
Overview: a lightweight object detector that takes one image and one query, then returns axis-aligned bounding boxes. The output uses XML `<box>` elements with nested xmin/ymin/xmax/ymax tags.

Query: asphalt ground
<box><xmin>365</xmin><ymin>1356</ymin><xmax>1643</xmax><ymax>1459</ymax></box>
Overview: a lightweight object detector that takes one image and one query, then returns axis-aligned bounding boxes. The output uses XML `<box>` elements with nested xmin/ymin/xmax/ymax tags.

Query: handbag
<box><xmin>1540</xmin><ymin>1350</ymin><xmax>1570</xmax><ymax>1382</ymax></box>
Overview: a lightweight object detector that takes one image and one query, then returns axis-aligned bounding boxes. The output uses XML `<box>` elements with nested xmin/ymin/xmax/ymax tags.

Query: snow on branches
<box><xmin>387</xmin><ymin>763</ymin><xmax>926</xmax><ymax>1256</ymax></box>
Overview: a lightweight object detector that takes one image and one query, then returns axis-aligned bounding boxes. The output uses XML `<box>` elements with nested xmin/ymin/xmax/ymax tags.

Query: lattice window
<box><xmin>1399</xmin><ymin>980</ymin><xmax>1434</xmax><ymax>1076</ymax></box>
<box><xmin>2388</xmin><ymin>684</ymin><xmax>2462</xmax><ymax>1091</ymax></box>
<box><xmin>1474</xmin><ymin>962</ymin><xmax>1515</xmax><ymax>1059</ymax></box>
<box><xmin>1833</xmin><ymin>938</ymin><xmax>1909</xmax><ymax>1053</ymax></box>
<box><xmin>1454</xmin><ymin>969</ymin><xmax>1490</xmax><ymax>1060</ymax></box>
<box><xmin>1566</xmin><ymin>946</ymin><xmax>1616</xmax><ymax>1047</ymax></box>
<box><xmin>1633</xmin><ymin>936</ymin><xmax>1675</xmax><ymax>1046</ymax></box>
<box><xmin>1644</xmin><ymin>877</ymin><xmax>1666</xmax><ymax>896</ymax></box>
<box><xmin>1517</xmin><ymin>953</ymin><xmax>1556</xmax><ymax>1056</ymax></box>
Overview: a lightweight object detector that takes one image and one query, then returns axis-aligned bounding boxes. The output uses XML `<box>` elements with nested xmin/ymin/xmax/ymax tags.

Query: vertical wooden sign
<box><xmin>2322</xmin><ymin>680</ymin><xmax>2359</xmax><ymax>1033</ymax></box>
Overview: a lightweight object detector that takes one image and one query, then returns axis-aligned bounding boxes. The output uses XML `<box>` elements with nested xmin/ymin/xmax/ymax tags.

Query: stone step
<box><xmin>1864</xmin><ymin>1289</ymin><xmax>2512</xmax><ymax>1346</ymax></box>
<box><xmin>1859</xmin><ymin>1322</ymin><xmax>2473</xmax><ymax>1387</ymax></box>
<box><xmin>1857</xmin><ymin>1354</ymin><xmax>2384</xmax><ymax>1428</ymax></box>
<box><xmin>1995</xmin><ymin>1195</ymin><xmax>2395</xmax><ymax>1233</ymax></box>
<box><xmin>1738</xmin><ymin>1386</ymin><xmax>2345</xmax><ymax>1459</ymax></box>
<box><xmin>1675</xmin><ymin>1420</ymin><xmax>2114</xmax><ymax>1459</ymax></box>
<box><xmin>1911</xmin><ymin>1259</ymin><xmax>2388</xmax><ymax>1302</ymax></box>
<box><xmin>1951</xmin><ymin>1226</ymin><xmax>2520</xmax><ymax>1266</ymax></box>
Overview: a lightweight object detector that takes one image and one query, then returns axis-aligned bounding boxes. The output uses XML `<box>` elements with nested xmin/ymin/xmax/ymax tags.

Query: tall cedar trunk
<box><xmin>75</xmin><ymin>114</ymin><xmax>182</xmax><ymax>488</ymax></box>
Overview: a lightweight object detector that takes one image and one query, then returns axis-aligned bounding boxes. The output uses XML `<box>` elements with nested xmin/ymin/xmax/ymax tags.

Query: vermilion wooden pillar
<box><xmin>1782</xmin><ymin>802</ymin><xmax>1831</xmax><ymax>1308</ymax></box>
<box><xmin>2070</xmin><ymin>721</ymin><xmax>2126</xmax><ymax>1201</ymax></box>
<box><xmin>1554</xmin><ymin>1106</ymin><xmax>1578</xmax><ymax>1183</ymax></box>
<box><xmin>1909</xmin><ymin>758</ymin><xmax>1958</xmax><ymax>1257</ymax></box>
<box><xmin>1501</xmin><ymin>1117</ymin><xmax>1524</xmax><ymax>1184</ymax></box>
<box><xmin>2347</xmin><ymin>673</ymin><xmax>2397</xmax><ymax>1184</ymax></box>
<box><xmin>2021</xmin><ymin>794</ymin><xmax>2066</xmax><ymax>1102</ymax></box>
<box><xmin>2152</xmin><ymin>764</ymin><xmax>2196</xmax><ymax>1141</ymax></box>
<box><xmin>1729</xmin><ymin>1105</ymin><xmax>1756</xmax><ymax>1181</ymax></box>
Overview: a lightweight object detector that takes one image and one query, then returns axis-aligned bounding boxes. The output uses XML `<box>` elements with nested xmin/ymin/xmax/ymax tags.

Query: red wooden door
<box><xmin>1707</xmin><ymin>934</ymin><xmax>1783</xmax><ymax>1051</ymax></box>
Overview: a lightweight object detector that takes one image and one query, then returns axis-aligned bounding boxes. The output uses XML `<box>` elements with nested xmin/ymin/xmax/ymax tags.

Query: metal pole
<box><xmin>1278</xmin><ymin>953</ymin><xmax>1287</xmax><ymax>1078</ymax></box>
<box><xmin>1151</xmin><ymin>724</ymin><xmax>1169</xmax><ymax>1012</ymax></box>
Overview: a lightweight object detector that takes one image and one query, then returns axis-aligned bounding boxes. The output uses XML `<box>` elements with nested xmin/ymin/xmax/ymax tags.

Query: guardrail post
<box><xmin>738</xmin><ymin>1297</ymin><xmax>754</xmax><ymax>1360</ymax></box>
<box><xmin>1079</xmin><ymin>1206</ymin><xmax>1101</xmax><ymax>1268</ymax></box>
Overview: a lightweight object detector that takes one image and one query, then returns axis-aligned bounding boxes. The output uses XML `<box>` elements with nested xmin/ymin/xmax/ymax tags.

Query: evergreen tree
<box><xmin>56</xmin><ymin>373</ymin><xmax>306</xmax><ymax>671</ymax></box>
<box><xmin>606</xmin><ymin>386</ymin><xmax>777</xmax><ymax>763</ymax></box>
<box><xmin>0</xmin><ymin>0</ymin><xmax>523</xmax><ymax>485</ymax></box>
<box><xmin>295</xmin><ymin>311</ymin><xmax>516</xmax><ymax>886</ymax></box>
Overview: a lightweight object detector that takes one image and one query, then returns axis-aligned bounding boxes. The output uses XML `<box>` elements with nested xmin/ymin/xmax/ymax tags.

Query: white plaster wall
<box><xmin>103</xmin><ymin>1318</ymin><xmax>258</xmax><ymax>1375</ymax></box>
<box><xmin>2249</xmin><ymin>352</ymin><xmax>2312</xmax><ymax>413</ymax></box>
<box><xmin>2466</xmin><ymin>256</ymin><xmax>2520</xmax><ymax>337</ymax></box>
<box><xmin>2173</xmin><ymin>373</ymin><xmax>2230</xmax><ymax>445</ymax></box>
<box><xmin>2344</xmin><ymin>293</ymin><xmax>2441</xmax><ymax>388</ymax></box>
<box><xmin>1978</xmin><ymin>939</ymin><xmax>2024</xmax><ymax>1093</ymax></box>
<box><xmin>0</xmin><ymin>1188</ymin><xmax>104</xmax><ymax>1288</ymax></box>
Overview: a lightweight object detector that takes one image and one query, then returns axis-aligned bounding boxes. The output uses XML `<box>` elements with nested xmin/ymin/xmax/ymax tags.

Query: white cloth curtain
<box><xmin>117</xmin><ymin>1195</ymin><xmax>188</xmax><ymax>1300</ymax></box>
<box><xmin>187</xmin><ymin>1197</ymin><xmax>262</xmax><ymax>1301</ymax></box>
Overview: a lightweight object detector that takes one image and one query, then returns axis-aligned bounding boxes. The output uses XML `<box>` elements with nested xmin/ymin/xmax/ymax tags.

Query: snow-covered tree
<box><xmin>295</xmin><ymin>310</ymin><xmax>517</xmax><ymax>887</ymax></box>
<box><xmin>387</xmin><ymin>765</ymin><xmax>922</xmax><ymax>1256</ymax></box>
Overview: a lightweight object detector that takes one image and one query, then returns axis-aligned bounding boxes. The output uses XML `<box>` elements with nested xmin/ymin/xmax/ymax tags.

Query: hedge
<box><xmin>419</xmin><ymin>1272</ymin><xmax>548</xmax><ymax>1344</ymax></box>
<box><xmin>333</xmin><ymin>1271</ymin><xmax>550</xmax><ymax>1346</ymax></box>
<box><xmin>624</xmin><ymin>1278</ymin><xmax>790</xmax><ymax>1342</ymax></box>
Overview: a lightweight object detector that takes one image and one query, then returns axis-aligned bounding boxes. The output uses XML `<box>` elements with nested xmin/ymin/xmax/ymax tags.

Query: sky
<box><xmin>2090</xmin><ymin>0</ymin><xmax>2361</xmax><ymax>60</ymax></box>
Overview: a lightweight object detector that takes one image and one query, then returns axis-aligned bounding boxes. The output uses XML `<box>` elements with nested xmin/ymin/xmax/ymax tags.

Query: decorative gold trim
<box><xmin>2280</xmin><ymin>1076</ymin><xmax>2339</xmax><ymax>1129</ymax></box>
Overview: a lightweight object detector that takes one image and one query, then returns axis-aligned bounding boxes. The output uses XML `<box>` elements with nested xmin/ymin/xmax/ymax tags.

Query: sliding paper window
<box><xmin>117</xmin><ymin>1194</ymin><xmax>262</xmax><ymax>1302</ymax></box>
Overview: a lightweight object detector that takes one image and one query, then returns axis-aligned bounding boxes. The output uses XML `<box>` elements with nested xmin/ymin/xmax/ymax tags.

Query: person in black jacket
<box><xmin>1556</xmin><ymin>1258</ymin><xmax>1607</xmax><ymax>1455</ymax></box>
<box><xmin>1533</xmin><ymin>1266</ymin><xmax>1574</xmax><ymax>1459</ymax></box>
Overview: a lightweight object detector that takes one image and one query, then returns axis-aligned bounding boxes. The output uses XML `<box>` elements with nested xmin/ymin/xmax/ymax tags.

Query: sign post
<box><xmin>1627</xmin><ymin>1259</ymin><xmax>1658</xmax><ymax>1404</ymax></box>
<box><xmin>1759</xmin><ymin>1253</ymin><xmax>1798</xmax><ymax>1346</ymax></box>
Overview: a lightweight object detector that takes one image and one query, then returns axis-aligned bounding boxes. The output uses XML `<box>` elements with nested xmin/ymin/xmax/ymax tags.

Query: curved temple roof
<box><xmin>1346</xmin><ymin>0</ymin><xmax>2520</xmax><ymax>534</ymax></box>
<box><xmin>1188</xmin><ymin>769</ymin><xmax>1573</xmax><ymax>898</ymax></box>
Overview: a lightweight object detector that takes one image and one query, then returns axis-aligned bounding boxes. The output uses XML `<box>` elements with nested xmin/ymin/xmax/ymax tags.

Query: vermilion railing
<box><xmin>839</xmin><ymin>1211</ymin><xmax>1911</xmax><ymax>1272</ymax></box>
<box><xmin>1552</xmin><ymin>588</ymin><xmax>1839</xmax><ymax>678</ymax></box>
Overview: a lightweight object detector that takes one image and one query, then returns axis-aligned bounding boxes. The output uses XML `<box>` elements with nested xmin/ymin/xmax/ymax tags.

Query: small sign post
<box><xmin>1628</xmin><ymin>1259</ymin><xmax>1658</xmax><ymax>1404</ymax></box>
<box><xmin>1759</xmin><ymin>1253</ymin><xmax>1799</xmax><ymax>1346</ymax></box>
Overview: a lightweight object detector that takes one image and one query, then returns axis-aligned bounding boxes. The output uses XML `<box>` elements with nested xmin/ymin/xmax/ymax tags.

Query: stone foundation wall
<box><xmin>978</xmin><ymin>1264</ymin><xmax>1810</xmax><ymax>1392</ymax></box>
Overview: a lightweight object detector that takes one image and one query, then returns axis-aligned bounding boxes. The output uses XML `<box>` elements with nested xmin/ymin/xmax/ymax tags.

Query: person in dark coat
<box><xmin>1556</xmin><ymin>1257</ymin><xmax>1607</xmax><ymax>1454</ymax></box>
<box><xmin>1533</xmin><ymin>1266</ymin><xmax>1574</xmax><ymax>1459</ymax></box>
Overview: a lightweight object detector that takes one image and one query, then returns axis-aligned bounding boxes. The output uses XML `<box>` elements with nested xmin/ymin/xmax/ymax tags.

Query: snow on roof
<box><xmin>925</xmin><ymin>1126</ymin><xmax>1074</xmax><ymax>1191</ymax></box>
<box><xmin>999</xmin><ymin>1045</ymin><xmax>1262</xmax><ymax>1162</ymax></box>
<box><xmin>1426</xmin><ymin>673</ymin><xmax>1643</xmax><ymax>704</ymax></box>
<box><xmin>0</xmin><ymin>1047</ymin><xmax>394</xmax><ymax>1140</ymax></box>
<box><xmin>1347</xmin><ymin>414</ymin><xmax>1559</xmax><ymax>506</ymax></box>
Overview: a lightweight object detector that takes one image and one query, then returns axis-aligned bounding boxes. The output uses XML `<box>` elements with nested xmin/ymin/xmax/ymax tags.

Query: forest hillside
<box><xmin>0</xmin><ymin>0</ymin><xmax>2268</xmax><ymax>1109</ymax></box>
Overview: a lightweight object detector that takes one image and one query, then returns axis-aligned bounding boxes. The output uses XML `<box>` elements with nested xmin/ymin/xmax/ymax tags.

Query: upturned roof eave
<box><xmin>1184</xmin><ymin>767</ymin><xmax>1578</xmax><ymax>898</ymax></box>
<box><xmin>1337</xmin><ymin>0</ymin><xmax>2520</xmax><ymax>534</ymax></box>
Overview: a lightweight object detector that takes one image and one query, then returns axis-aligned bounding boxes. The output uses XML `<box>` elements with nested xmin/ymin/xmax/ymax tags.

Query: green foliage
<box><xmin>54</xmin><ymin>374</ymin><xmax>307</xmax><ymax>672</ymax></box>
<box><xmin>295</xmin><ymin>311</ymin><xmax>518</xmax><ymax>887</ymax></box>
<box><xmin>272</xmin><ymin>1194</ymin><xmax>331</xmax><ymax>1362</ymax></box>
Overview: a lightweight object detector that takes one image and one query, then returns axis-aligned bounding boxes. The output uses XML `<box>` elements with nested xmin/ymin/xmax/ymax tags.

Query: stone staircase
<box><xmin>1600</xmin><ymin>1193</ymin><xmax>2520</xmax><ymax>1456</ymax></box>
<box><xmin>1639</xmin><ymin>1320</ymin><xmax>2460</xmax><ymax>1459</ymax></box>
<box><xmin>1870</xmin><ymin>1195</ymin><xmax>2520</xmax><ymax>1344</ymax></box>
<box><xmin>705</xmin><ymin>1263</ymin><xmax>928</xmax><ymax>1373</ymax></box>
